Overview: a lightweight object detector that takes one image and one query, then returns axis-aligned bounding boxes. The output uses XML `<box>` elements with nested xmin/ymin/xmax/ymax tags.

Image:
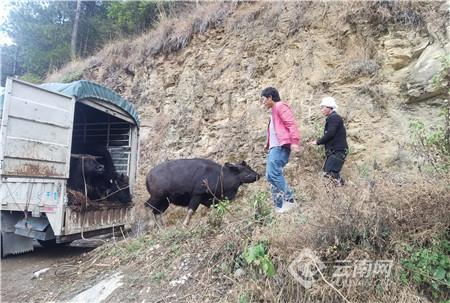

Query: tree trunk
<box><xmin>83</xmin><ymin>27</ymin><xmax>89</xmax><ymax>57</ymax></box>
<box><xmin>71</xmin><ymin>0</ymin><xmax>82</xmax><ymax>59</ymax></box>
<box><xmin>13</xmin><ymin>46</ymin><xmax>18</xmax><ymax>75</ymax></box>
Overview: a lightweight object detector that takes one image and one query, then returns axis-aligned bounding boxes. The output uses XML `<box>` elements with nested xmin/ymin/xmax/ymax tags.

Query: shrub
<box><xmin>341</xmin><ymin>59</ymin><xmax>380</xmax><ymax>81</ymax></box>
<box><xmin>20</xmin><ymin>73</ymin><xmax>42</xmax><ymax>84</ymax></box>
<box><xmin>208</xmin><ymin>199</ymin><xmax>231</xmax><ymax>228</ymax></box>
<box><xmin>243</xmin><ymin>242</ymin><xmax>276</xmax><ymax>278</ymax></box>
<box><xmin>400</xmin><ymin>235</ymin><xmax>450</xmax><ymax>301</ymax></box>
<box><xmin>409</xmin><ymin>119</ymin><xmax>450</xmax><ymax>174</ymax></box>
<box><xmin>61</xmin><ymin>69</ymin><xmax>83</xmax><ymax>83</ymax></box>
<box><xmin>251</xmin><ymin>191</ymin><xmax>273</xmax><ymax>225</ymax></box>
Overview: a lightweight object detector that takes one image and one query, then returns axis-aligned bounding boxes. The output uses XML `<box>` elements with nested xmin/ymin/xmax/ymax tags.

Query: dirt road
<box><xmin>1</xmin><ymin>243</ymin><xmax>95</xmax><ymax>303</ymax></box>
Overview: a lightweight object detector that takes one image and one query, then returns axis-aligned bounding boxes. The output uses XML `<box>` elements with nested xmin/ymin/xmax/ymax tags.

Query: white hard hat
<box><xmin>320</xmin><ymin>96</ymin><xmax>337</xmax><ymax>110</ymax></box>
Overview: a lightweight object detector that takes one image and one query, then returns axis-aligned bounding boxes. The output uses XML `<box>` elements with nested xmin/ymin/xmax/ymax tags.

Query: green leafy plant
<box><xmin>410</xmin><ymin>55</ymin><xmax>450</xmax><ymax>175</ymax></box>
<box><xmin>432</xmin><ymin>55</ymin><xmax>450</xmax><ymax>156</ymax></box>
<box><xmin>238</xmin><ymin>294</ymin><xmax>250</xmax><ymax>303</ymax></box>
<box><xmin>208</xmin><ymin>199</ymin><xmax>230</xmax><ymax>228</ymax></box>
<box><xmin>170</xmin><ymin>243</ymin><xmax>181</xmax><ymax>256</ymax></box>
<box><xmin>243</xmin><ymin>242</ymin><xmax>276</xmax><ymax>278</ymax></box>
<box><xmin>160</xmin><ymin>228</ymin><xmax>190</xmax><ymax>245</ymax></box>
<box><xmin>400</xmin><ymin>236</ymin><xmax>450</xmax><ymax>301</ymax></box>
<box><xmin>357</xmin><ymin>162</ymin><xmax>372</xmax><ymax>178</ymax></box>
<box><xmin>431</xmin><ymin>55</ymin><xmax>450</xmax><ymax>95</ymax></box>
<box><xmin>213</xmin><ymin>198</ymin><xmax>231</xmax><ymax>216</ymax></box>
<box><xmin>190</xmin><ymin>225</ymin><xmax>211</xmax><ymax>239</ymax></box>
<box><xmin>251</xmin><ymin>191</ymin><xmax>272</xmax><ymax>225</ymax></box>
<box><xmin>151</xmin><ymin>271</ymin><xmax>166</xmax><ymax>283</ymax></box>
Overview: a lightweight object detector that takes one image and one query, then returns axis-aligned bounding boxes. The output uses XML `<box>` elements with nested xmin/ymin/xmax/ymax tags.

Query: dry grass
<box><xmin>342</xmin><ymin>1</ymin><xmax>427</xmax><ymax>30</ymax></box>
<box><xmin>134</xmin><ymin>1</ymin><xmax>237</xmax><ymax>57</ymax></box>
<box><xmin>338</xmin><ymin>58</ymin><xmax>380</xmax><ymax>83</ymax></box>
<box><xmin>46</xmin><ymin>58</ymin><xmax>90</xmax><ymax>83</ymax></box>
<box><xmin>40</xmin><ymin>170</ymin><xmax>449</xmax><ymax>303</ymax></box>
<box><xmin>46</xmin><ymin>0</ymin><xmax>441</xmax><ymax>88</ymax></box>
<box><xmin>235</xmin><ymin>172</ymin><xmax>450</xmax><ymax>302</ymax></box>
<box><xmin>46</xmin><ymin>2</ymin><xmax>238</xmax><ymax>83</ymax></box>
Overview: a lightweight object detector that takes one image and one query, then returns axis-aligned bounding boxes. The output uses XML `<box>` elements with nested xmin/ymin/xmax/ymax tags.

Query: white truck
<box><xmin>0</xmin><ymin>77</ymin><xmax>139</xmax><ymax>257</ymax></box>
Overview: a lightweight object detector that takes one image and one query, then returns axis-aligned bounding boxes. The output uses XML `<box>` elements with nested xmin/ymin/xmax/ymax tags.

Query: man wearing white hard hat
<box><xmin>308</xmin><ymin>96</ymin><xmax>348</xmax><ymax>186</ymax></box>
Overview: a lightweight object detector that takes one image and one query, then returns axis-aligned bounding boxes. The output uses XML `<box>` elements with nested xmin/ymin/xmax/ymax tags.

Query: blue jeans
<box><xmin>266</xmin><ymin>146</ymin><xmax>294</xmax><ymax>208</ymax></box>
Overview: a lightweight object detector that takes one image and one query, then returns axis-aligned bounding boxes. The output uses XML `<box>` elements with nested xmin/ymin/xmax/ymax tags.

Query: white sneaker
<box><xmin>283</xmin><ymin>201</ymin><xmax>296</xmax><ymax>212</ymax></box>
<box><xmin>275</xmin><ymin>202</ymin><xmax>295</xmax><ymax>214</ymax></box>
<box><xmin>274</xmin><ymin>206</ymin><xmax>284</xmax><ymax>214</ymax></box>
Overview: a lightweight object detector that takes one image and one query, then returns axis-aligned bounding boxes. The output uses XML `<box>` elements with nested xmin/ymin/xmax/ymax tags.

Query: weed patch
<box><xmin>400</xmin><ymin>235</ymin><xmax>450</xmax><ymax>301</ymax></box>
<box><xmin>243</xmin><ymin>242</ymin><xmax>276</xmax><ymax>278</ymax></box>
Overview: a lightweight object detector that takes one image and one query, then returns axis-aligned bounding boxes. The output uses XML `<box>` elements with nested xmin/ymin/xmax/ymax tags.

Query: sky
<box><xmin>0</xmin><ymin>1</ymin><xmax>13</xmax><ymax>45</ymax></box>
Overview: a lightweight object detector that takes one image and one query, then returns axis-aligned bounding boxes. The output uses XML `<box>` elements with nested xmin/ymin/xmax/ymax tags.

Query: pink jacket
<box><xmin>266</xmin><ymin>101</ymin><xmax>301</xmax><ymax>149</ymax></box>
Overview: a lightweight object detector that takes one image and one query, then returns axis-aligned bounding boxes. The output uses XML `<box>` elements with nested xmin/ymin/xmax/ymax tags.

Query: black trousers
<box><xmin>323</xmin><ymin>150</ymin><xmax>347</xmax><ymax>181</ymax></box>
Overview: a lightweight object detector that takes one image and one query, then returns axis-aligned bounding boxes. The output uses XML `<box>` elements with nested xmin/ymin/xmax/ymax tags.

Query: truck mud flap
<box><xmin>64</xmin><ymin>207</ymin><xmax>131</xmax><ymax>236</ymax></box>
<box><xmin>1</xmin><ymin>212</ymin><xmax>34</xmax><ymax>257</ymax></box>
<box><xmin>1</xmin><ymin>232</ymin><xmax>34</xmax><ymax>257</ymax></box>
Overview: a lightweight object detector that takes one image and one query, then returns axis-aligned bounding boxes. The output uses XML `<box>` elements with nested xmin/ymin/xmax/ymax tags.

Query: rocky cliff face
<box><xmin>47</xmin><ymin>1</ymin><xmax>450</xmax><ymax>201</ymax></box>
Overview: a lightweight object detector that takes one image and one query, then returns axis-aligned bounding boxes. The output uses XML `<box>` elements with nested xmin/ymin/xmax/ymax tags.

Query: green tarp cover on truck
<box><xmin>41</xmin><ymin>80</ymin><xmax>140</xmax><ymax>126</ymax></box>
<box><xmin>1</xmin><ymin>80</ymin><xmax>139</xmax><ymax>126</ymax></box>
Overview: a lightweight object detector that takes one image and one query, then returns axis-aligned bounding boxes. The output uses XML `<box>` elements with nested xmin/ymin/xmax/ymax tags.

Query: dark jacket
<box><xmin>317</xmin><ymin>112</ymin><xmax>348</xmax><ymax>152</ymax></box>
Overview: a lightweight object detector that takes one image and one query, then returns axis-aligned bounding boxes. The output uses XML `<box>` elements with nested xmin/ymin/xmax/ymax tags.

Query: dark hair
<box><xmin>261</xmin><ymin>87</ymin><xmax>281</xmax><ymax>102</ymax></box>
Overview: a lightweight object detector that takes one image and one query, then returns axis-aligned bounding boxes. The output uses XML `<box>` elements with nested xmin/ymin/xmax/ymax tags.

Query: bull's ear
<box><xmin>240</xmin><ymin>161</ymin><xmax>247</xmax><ymax>166</ymax></box>
<box><xmin>225</xmin><ymin>162</ymin><xmax>239</xmax><ymax>173</ymax></box>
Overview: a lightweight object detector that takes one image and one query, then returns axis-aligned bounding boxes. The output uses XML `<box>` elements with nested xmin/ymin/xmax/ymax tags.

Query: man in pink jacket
<box><xmin>261</xmin><ymin>87</ymin><xmax>301</xmax><ymax>214</ymax></box>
